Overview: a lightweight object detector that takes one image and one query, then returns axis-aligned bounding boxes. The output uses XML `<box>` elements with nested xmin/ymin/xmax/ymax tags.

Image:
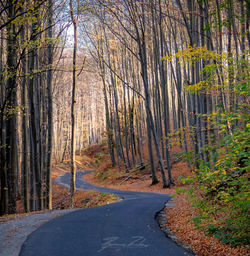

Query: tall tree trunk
<box><xmin>46</xmin><ymin>0</ymin><xmax>53</xmax><ymax>210</ymax></box>
<box><xmin>137</xmin><ymin>34</ymin><xmax>169</xmax><ymax>187</ymax></box>
<box><xmin>0</xmin><ymin>27</ymin><xmax>8</xmax><ymax>215</ymax></box>
<box><xmin>28</xmin><ymin>7</ymin><xmax>43</xmax><ymax>211</ymax></box>
<box><xmin>21</xmin><ymin>23</ymin><xmax>30</xmax><ymax>212</ymax></box>
<box><xmin>158</xmin><ymin>0</ymin><xmax>173</xmax><ymax>183</ymax></box>
<box><xmin>69</xmin><ymin>0</ymin><xmax>79</xmax><ymax>207</ymax></box>
<box><xmin>5</xmin><ymin>1</ymin><xmax>18</xmax><ymax>213</ymax></box>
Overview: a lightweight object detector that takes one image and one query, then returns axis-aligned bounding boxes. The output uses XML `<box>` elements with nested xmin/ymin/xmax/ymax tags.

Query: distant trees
<box><xmin>84</xmin><ymin>0</ymin><xmax>178</xmax><ymax>187</ymax></box>
<box><xmin>52</xmin><ymin>50</ymin><xmax>105</xmax><ymax>164</ymax></box>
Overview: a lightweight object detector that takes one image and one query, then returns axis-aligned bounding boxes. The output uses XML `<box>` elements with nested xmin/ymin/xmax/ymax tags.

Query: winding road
<box><xmin>19</xmin><ymin>171</ymin><xmax>194</xmax><ymax>256</ymax></box>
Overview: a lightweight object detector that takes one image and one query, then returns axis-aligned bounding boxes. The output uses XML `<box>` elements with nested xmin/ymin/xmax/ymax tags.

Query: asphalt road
<box><xmin>19</xmin><ymin>171</ymin><xmax>194</xmax><ymax>256</ymax></box>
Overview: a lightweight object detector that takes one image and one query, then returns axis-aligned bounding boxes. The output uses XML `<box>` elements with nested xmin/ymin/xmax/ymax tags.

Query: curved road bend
<box><xmin>19</xmin><ymin>171</ymin><xmax>194</xmax><ymax>256</ymax></box>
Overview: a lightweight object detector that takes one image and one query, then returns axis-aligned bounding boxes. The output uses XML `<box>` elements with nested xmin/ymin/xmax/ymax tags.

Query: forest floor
<box><xmin>82</xmin><ymin>143</ymin><xmax>248</xmax><ymax>256</ymax></box>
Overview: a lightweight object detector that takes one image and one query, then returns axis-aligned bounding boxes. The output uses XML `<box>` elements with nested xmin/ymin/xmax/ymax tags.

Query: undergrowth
<box><xmin>173</xmin><ymin>48</ymin><xmax>250</xmax><ymax>247</ymax></box>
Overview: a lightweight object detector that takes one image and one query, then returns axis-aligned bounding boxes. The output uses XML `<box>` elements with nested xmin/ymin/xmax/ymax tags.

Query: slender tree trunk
<box><xmin>158</xmin><ymin>0</ymin><xmax>173</xmax><ymax>183</ymax></box>
<box><xmin>69</xmin><ymin>0</ymin><xmax>79</xmax><ymax>207</ymax></box>
<box><xmin>46</xmin><ymin>0</ymin><xmax>53</xmax><ymax>210</ymax></box>
<box><xmin>5</xmin><ymin>1</ymin><xmax>18</xmax><ymax>213</ymax></box>
<box><xmin>137</xmin><ymin>36</ymin><xmax>169</xmax><ymax>187</ymax></box>
<box><xmin>21</xmin><ymin>23</ymin><xmax>30</xmax><ymax>212</ymax></box>
<box><xmin>0</xmin><ymin>27</ymin><xmax>8</xmax><ymax>215</ymax></box>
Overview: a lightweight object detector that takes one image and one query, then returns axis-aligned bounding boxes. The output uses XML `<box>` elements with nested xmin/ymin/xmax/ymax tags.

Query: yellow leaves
<box><xmin>218</xmin><ymin>125</ymin><xmax>227</xmax><ymax>134</ymax></box>
<box><xmin>106</xmin><ymin>7</ymin><xmax>117</xmax><ymax>13</ymax></box>
<box><xmin>163</xmin><ymin>45</ymin><xmax>225</xmax><ymax>63</ymax></box>
<box><xmin>185</xmin><ymin>80</ymin><xmax>218</xmax><ymax>94</ymax></box>
<box><xmin>221</xmin><ymin>169</ymin><xmax>227</xmax><ymax>176</ymax></box>
<box><xmin>92</xmin><ymin>34</ymin><xmax>102</xmax><ymax>41</ymax></box>
<box><xmin>162</xmin><ymin>55</ymin><xmax>172</xmax><ymax>61</ymax></box>
<box><xmin>109</xmin><ymin>39</ymin><xmax>118</xmax><ymax>51</ymax></box>
<box><xmin>4</xmin><ymin>106</ymin><xmax>20</xmax><ymax>119</ymax></box>
<box><xmin>185</xmin><ymin>82</ymin><xmax>203</xmax><ymax>93</ymax></box>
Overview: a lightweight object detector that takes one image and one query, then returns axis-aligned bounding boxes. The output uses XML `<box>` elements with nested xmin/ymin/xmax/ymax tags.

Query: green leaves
<box><xmin>178</xmin><ymin>119</ymin><xmax>249</xmax><ymax>246</ymax></box>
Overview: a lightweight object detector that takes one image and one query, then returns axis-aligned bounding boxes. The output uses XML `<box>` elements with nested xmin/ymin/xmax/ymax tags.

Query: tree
<box><xmin>69</xmin><ymin>0</ymin><xmax>80</xmax><ymax>207</ymax></box>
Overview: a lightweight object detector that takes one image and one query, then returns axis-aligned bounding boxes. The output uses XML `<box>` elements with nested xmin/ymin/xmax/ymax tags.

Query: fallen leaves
<box><xmin>52</xmin><ymin>183</ymin><xmax>117</xmax><ymax>210</ymax></box>
<box><xmin>165</xmin><ymin>195</ymin><xmax>248</xmax><ymax>256</ymax></box>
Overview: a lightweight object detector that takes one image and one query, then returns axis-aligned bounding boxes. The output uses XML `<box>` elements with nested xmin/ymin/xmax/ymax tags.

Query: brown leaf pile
<box><xmin>84</xmin><ymin>160</ymin><xmax>191</xmax><ymax>195</ymax></box>
<box><xmin>52</xmin><ymin>184</ymin><xmax>117</xmax><ymax>210</ymax></box>
<box><xmin>166</xmin><ymin>195</ymin><xmax>248</xmax><ymax>256</ymax></box>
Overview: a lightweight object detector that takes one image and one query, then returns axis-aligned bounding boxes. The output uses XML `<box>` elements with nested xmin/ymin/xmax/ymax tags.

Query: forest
<box><xmin>0</xmin><ymin>0</ymin><xmax>249</xmax><ymax>252</ymax></box>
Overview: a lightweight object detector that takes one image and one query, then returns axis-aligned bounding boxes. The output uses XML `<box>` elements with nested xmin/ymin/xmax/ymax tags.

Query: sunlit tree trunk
<box><xmin>46</xmin><ymin>0</ymin><xmax>53</xmax><ymax>210</ymax></box>
<box><xmin>69</xmin><ymin>0</ymin><xmax>79</xmax><ymax>207</ymax></box>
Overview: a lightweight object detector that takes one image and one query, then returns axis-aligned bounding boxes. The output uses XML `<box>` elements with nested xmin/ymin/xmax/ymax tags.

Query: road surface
<box><xmin>19</xmin><ymin>171</ymin><xmax>194</xmax><ymax>256</ymax></box>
